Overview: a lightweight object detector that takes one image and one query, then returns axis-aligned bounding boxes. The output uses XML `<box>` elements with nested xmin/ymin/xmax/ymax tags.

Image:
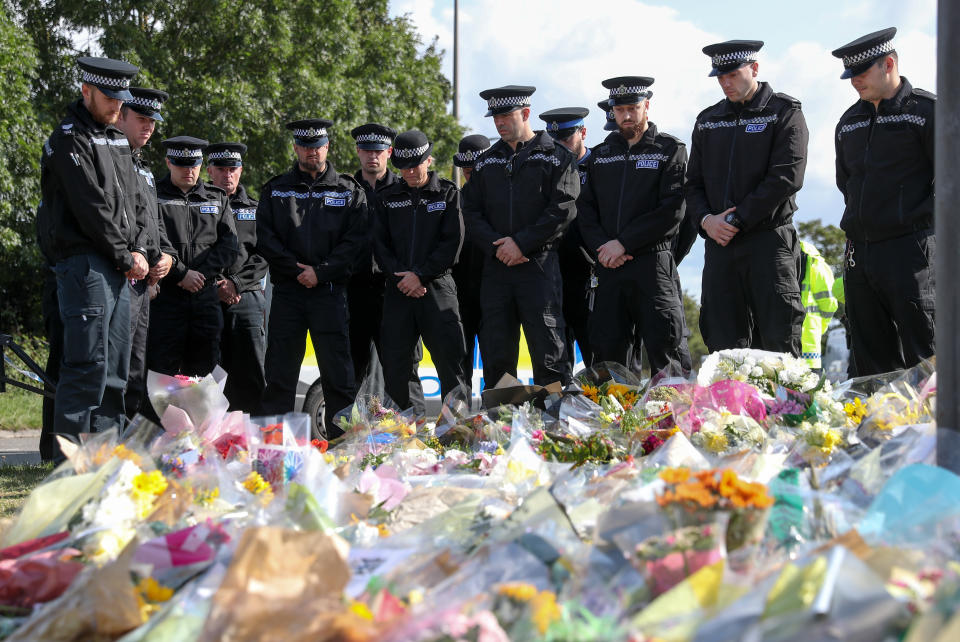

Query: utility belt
<box><xmin>845</xmin><ymin>225</ymin><xmax>933</xmax><ymax>268</ymax></box>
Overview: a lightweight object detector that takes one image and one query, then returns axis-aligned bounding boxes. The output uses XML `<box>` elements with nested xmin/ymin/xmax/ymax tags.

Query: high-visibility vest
<box><xmin>799</xmin><ymin>241</ymin><xmax>838</xmax><ymax>368</ymax></box>
<box><xmin>832</xmin><ymin>275</ymin><xmax>845</xmax><ymax>306</ymax></box>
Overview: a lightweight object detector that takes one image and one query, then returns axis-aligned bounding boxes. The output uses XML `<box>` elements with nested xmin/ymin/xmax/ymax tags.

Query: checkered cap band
<box><xmin>711</xmin><ymin>50</ymin><xmax>758</xmax><ymax>67</ymax></box>
<box><xmin>293</xmin><ymin>127</ymin><xmax>327</xmax><ymax>138</ymax></box>
<box><xmin>208</xmin><ymin>150</ymin><xmax>242</xmax><ymax>161</ymax></box>
<box><xmin>394</xmin><ymin>142</ymin><xmax>430</xmax><ymax>158</ymax></box>
<box><xmin>843</xmin><ymin>40</ymin><xmax>894</xmax><ymax>67</ymax></box>
<box><xmin>81</xmin><ymin>70</ymin><xmax>132</xmax><ymax>89</ymax></box>
<box><xmin>355</xmin><ymin>133</ymin><xmax>392</xmax><ymax>145</ymax></box>
<box><xmin>126</xmin><ymin>96</ymin><xmax>161</xmax><ymax>111</ymax></box>
<box><xmin>167</xmin><ymin>148</ymin><xmax>203</xmax><ymax>158</ymax></box>
<box><xmin>454</xmin><ymin>148</ymin><xmax>489</xmax><ymax>163</ymax></box>
<box><xmin>486</xmin><ymin>95</ymin><xmax>531</xmax><ymax>109</ymax></box>
<box><xmin>608</xmin><ymin>84</ymin><xmax>649</xmax><ymax>97</ymax></box>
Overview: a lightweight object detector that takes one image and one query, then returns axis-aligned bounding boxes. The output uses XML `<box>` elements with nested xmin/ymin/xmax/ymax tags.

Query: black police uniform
<box><xmin>127</xmin><ymin>146</ymin><xmax>176</xmax><ymax>418</ymax></box>
<box><xmin>148</xmin><ymin>175</ymin><xmax>237</xmax><ymax>377</ymax></box>
<box><xmin>462</xmin><ymin>131</ymin><xmax>580</xmax><ymax>388</ymax></box>
<box><xmin>686</xmin><ymin>81</ymin><xmax>808</xmax><ymax>354</ymax></box>
<box><xmin>256</xmin><ymin>161</ymin><xmax>367</xmax><ymax>433</ymax></box>
<box><xmin>578</xmin><ymin>123</ymin><xmax>687</xmax><ymax>373</ymax></box>
<box><xmin>835</xmin><ymin>77</ymin><xmax>935</xmax><ymax>375</ymax></box>
<box><xmin>351</xmin><ymin>169</ymin><xmax>426</xmax><ymax>411</ymax></box>
<box><xmin>35</xmin><ymin>200</ymin><xmax>61</xmax><ymax>461</ymax></box>
<box><xmin>560</xmin><ymin>150</ymin><xmax>594</xmax><ymax>370</ymax></box>
<box><xmin>219</xmin><ymin>183</ymin><xmax>269</xmax><ymax>412</ymax></box>
<box><xmin>374</xmin><ymin>170</ymin><xmax>467</xmax><ymax>408</ymax></box>
<box><xmin>41</xmin><ymin>67</ymin><xmax>147</xmax><ymax>445</ymax></box>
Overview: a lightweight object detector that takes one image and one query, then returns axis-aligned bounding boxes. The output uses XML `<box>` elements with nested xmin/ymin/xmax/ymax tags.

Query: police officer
<box><xmin>256</xmin><ymin>119</ymin><xmax>367</xmax><ymax>434</ymax></box>
<box><xmin>452</xmin><ymin>134</ymin><xmax>491</xmax><ymax>388</ymax></box>
<box><xmin>576</xmin><ymin>78</ymin><xmax>687</xmax><ymax>373</ymax></box>
<box><xmin>798</xmin><ymin>240</ymin><xmax>837</xmax><ymax>370</ymax></box>
<box><xmin>686</xmin><ymin>41</ymin><xmax>808</xmax><ymax>354</ymax></box>
<box><xmin>116</xmin><ymin>87</ymin><xmax>176</xmax><ymax>418</ymax></box>
<box><xmin>206</xmin><ymin>142</ymin><xmax>268</xmax><ymax>412</ymax></box>
<box><xmin>462</xmin><ymin>85</ymin><xmax>579</xmax><ymax>388</ymax></box>
<box><xmin>147</xmin><ymin>137</ymin><xmax>237</xmax><ymax>377</ymax></box>
<box><xmin>373</xmin><ymin>130</ymin><xmax>467</xmax><ymax>408</ymax></box>
<box><xmin>349</xmin><ymin>123</ymin><xmax>425</xmax><ymax>411</ymax></box>
<box><xmin>832</xmin><ymin>28</ymin><xmax>935</xmax><ymax>376</ymax></box>
<box><xmin>40</xmin><ymin>57</ymin><xmax>148</xmax><ymax>451</ymax></box>
<box><xmin>539</xmin><ymin>107</ymin><xmax>594</xmax><ymax>370</ymax></box>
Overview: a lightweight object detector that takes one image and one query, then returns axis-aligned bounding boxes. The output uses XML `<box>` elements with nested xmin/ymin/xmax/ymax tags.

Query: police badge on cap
<box><xmin>125</xmin><ymin>87</ymin><xmax>168</xmax><ymax>122</ymax></box>
<box><xmin>598</xmin><ymin>100</ymin><xmax>618</xmax><ymax>132</ymax></box>
<box><xmin>453</xmin><ymin>134</ymin><xmax>491</xmax><ymax>168</ymax></box>
<box><xmin>286</xmin><ymin>118</ymin><xmax>333</xmax><ymax>148</ymax></box>
<box><xmin>391</xmin><ymin>130</ymin><xmax>432</xmax><ymax>169</ymax></box>
<box><xmin>601</xmin><ymin>76</ymin><xmax>654</xmax><ymax>105</ymax></box>
<box><xmin>479</xmin><ymin>85</ymin><xmax>536</xmax><ymax>117</ymax></box>
<box><xmin>831</xmin><ymin>28</ymin><xmax>897</xmax><ymax>79</ymax></box>
<box><xmin>207</xmin><ymin>142</ymin><xmax>246</xmax><ymax>167</ymax></box>
<box><xmin>701</xmin><ymin>40</ymin><xmax>764</xmax><ymax>77</ymax></box>
<box><xmin>163</xmin><ymin>136</ymin><xmax>208</xmax><ymax>167</ymax></box>
<box><xmin>351</xmin><ymin>123</ymin><xmax>397</xmax><ymax>151</ymax></box>
<box><xmin>77</xmin><ymin>56</ymin><xmax>139</xmax><ymax>101</ymax></box>
<box><xmin>538</xmin><ymin>107</ymin><xmax>589</xmax><ymax>140</ymax></box>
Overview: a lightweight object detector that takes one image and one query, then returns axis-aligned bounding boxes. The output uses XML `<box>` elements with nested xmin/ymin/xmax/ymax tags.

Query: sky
<box><xmin>388</xmin><ymin>0</ymin><xmax>937</xmax><ymax>299</ymax></box>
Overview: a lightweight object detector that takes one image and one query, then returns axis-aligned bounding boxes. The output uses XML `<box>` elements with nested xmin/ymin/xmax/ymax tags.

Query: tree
<box><xmin>797</xmin><ymin>218</ymin><xmax>845</xmax><ymax>277</ymax></box>
<box><xmin>0</xmin><ymin>1</ymin><xmax>44</xmax><ymax>334</ymax></box>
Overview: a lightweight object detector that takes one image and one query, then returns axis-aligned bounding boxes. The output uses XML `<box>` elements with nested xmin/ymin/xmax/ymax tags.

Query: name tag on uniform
<box><xmin>636</xmin><ymin>159</ymin><xmax>659</xmax><ymax>169</ymax></box>
<box><xmin>324</xmin><ymin>196</ymin><xmax>346</xmax><ymax>207</ymax></box>
<box><xmin>745</xmin><ymin>123</ymin><xmax>767</xmax><ymax>133</ymax></box>
<box><xmin>426</xmin><ymin>201</ymin><xmax>446</xmax><ymax>213</ymax></box>
<box><xmin>235</xmin><ymin>209</ymin><xmax>256</xmax><ymax>221</ymax></box>
<box><xmin>199</xmin><ymin>205</ymin><xmax>219</xmax><ymax>214</ymax></box>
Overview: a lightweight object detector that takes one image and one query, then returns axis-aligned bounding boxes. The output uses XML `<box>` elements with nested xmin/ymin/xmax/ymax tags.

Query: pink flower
<box><xmin>531</xmin><ymin>429</ymin><xmax>545</xmax><ymax>442</ymax></box>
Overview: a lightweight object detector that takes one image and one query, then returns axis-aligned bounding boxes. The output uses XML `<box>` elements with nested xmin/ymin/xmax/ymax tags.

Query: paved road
<box><xmin>0</xmin><ymin>430</ymin><xmax>41</xmax><ymax>466</ymax></box>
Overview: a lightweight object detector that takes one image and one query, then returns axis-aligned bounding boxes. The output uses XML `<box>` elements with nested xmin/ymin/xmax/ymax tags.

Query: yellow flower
<box><xmin>658</xmin><ymin>468</ymin><xmax>690</xmax><ymax>485</ymax></box>
<box><xmin>844</xmin><ymin>397</ymin><xmax>867</xmax><ymax>425</ymax></box>
<box><xmin>243</xmin><ymin>471</ymin><xmax>274</xmax><ymax>505</ymax></box>
<box><xmin>137</xmin><ymin>577</ymin><xmax>174</xmax><ymax>603</ymax></box>
<box><xmin>498</xmin><ymin>582</ymin><xmax>538</xmax><ymax>602</ymax></box>
<box><xmin>132</xmin><ymin>470</ymin><xmax>168</xmax><ymax>499</ymax></box>
<box><xmin>195</xmin><ymin>486</ymin><xmax>220</xmax><ymax>506</ymax></box>
<box><xmin>530</xmin><ymin>590</ymin><xmax>562</xmax><ymax>634</ymax></box>
<box><xmin>377</xmin><ymin>523</ymin><xmax>391</xmax><ymax>537</ymax></box>
<box><xmin>582</xmin><ymin>383</ymin><xmax>600</xmax><ymax>403</ymax></box>
<box><xmin>112</xmin><ymin>444</ymin><xmax>143</xmax><ymax>467</ymax></box>
<box><xmin>702</xmin><ymin>431</ymin><xmax>729</xmax><ymax>453</ymax></box>
<box><xmin>349</xmin><ymin>600</ymin><xmax>374</xmax><ymax>621</ymax></box>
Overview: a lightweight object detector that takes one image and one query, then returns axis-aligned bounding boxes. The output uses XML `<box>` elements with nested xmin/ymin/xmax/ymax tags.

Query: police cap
<box><xmin>163</xmin><ymin>136</ymin><xmax>208</xmax><ymax>167</ymax></box>
<box><xmin>831</xmin><ymin>28</ymin><xmax>897</xmax><ymax>79</ymax></box>
<box><xmin>479</xmin><ymin>85</ymin><xmax>536</xmax><ymax>117</ymax></box>
<box><xmin>538</xmin><ymin>107</ymin><xmax>589</xmax><ymax>139</ymax></box>
<box><xmin>391</xmin><ymin>130</ymin><xmax>432</xmax><ymax>169</ymax></box>
<box><xmin>453</xmin><ymin>134</ymin><xmax>491</xmax><ymax>168</ymax></box>
<box><xmin>598</xmin><ymin>100</ymin><xmax>618</xmax><ymax>131</ymax></box>
<box><xmin>351</xmin><ymin>123</ymin><xmax>397</xmax><ymax>151</ymax></box>
<box><xmin>286</xmin><ymin>118</ymin><xmax>333</xmax><ymax>148</ymax></box>
<box><xmin>125</xmin><ymin>87</ymin><xmax>168</xmax><ymax>122</ymax></box>
<box><xmin>77</xmin><ymin>56</ymin><xmax>138</xmax><ymax>101</ymax></box>
<box><xmin>702</xmin><ymin>40</ymin><xmax>764</xmax><ymax>77</ymax></box>
<box><xmin>601</xmin><ymin>76</ymin><xmax>654</xmax><ymax>105</ymax></box>
<box><xmin>207</xmin><ymin>142</ymin><xmax>247</xmax><ymax>167</ymax></box>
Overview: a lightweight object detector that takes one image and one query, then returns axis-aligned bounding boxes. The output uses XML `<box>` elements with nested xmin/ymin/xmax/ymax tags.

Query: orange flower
<box><xmin>659</xmin><ymin>468</ymin><xmax>690</xmax><ymax>485</ymax></box>
<box><xmin>675</xmin><ymin>481</ymin><xmax>717</xmax><ymax>509</ymax></box>
<box><xmin>718</xmin><ymin>469</ymin><xmax>739</xmax><ymax>499</ymax></box>
<box><xmin>656</xmin><ymin>489</ymin><xmax>676</xmax><ymax>506</ymax></box>
<box><xmin>694</xmin><ymin>470</ymin><xmax>720</xmax><ymax>492</ymax></box>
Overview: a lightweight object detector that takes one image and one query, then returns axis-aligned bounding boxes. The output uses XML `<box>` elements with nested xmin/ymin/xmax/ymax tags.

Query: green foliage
<box><xmin>797</xmin><ymin>218</ymin><xmax>845</xmax><ymax>277</ymax></box>
<box><xmin>0</xmin><ymin>2</ymin><xmax>45</xmax><ymax>334</ymax></box>
<box><xmin>682</xmin><ymin>291</ymin><xmax>708</xmax><ymax>368</ymax></box>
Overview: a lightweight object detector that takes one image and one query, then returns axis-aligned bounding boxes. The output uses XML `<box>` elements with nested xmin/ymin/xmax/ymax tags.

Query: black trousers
<box><xmin>590</xmin><ymin>251</ymin><xmax>684</xmax><ymax>375</ymax></box>
<box><xmin>700</xmin><ymin>225</ymin><xmax>804</xmax><ymax>355</ymax></box>
<box><xmin>126</xmin><ymin>279</ymin><xmax>150</xmax><ymax>419</ymax></box>
<box><xmin>478</xmin><ymin>252</ymin><xmax>571</xmax><ymax>388</ymax></box>
<box><xmin>845</xmin><ymin>230</ymin><xmax>935</xmax><ymax>376</ymax></box>
<box><xmin>220</xmin><ymin>289</ymin><xmax>267</xmax><ymax>413</ymax></box>
<box><xmin>40</xmin><ymin>271</ymin><xmax>62</xmax><ymax>461</ymax></box>
<box><xmin>260</xmin><ymin>282</ymin><xmax>355</xmax><ymax>433</ymax></box>
<box><xmin>54</xmin><ymin>253</ymin><xmax>130</xmax><ymax>442</ymax></box>
<box><xmin>456</xmin><ymin>279</ymin><xmax>482</xmax><ymax>378</ymax></box>
<box><xmin>348</xmin><ymin>277</ymin><xmax>425</xmax><ymax>413</ymax></box>
<box><xmin>560</xmin><ymin>252</ymin><xmax>592</xmax><ymax>370</ymax></box>
<box><xmin>147</xmin><ymin>283</ymin><xmax>223</xmax><ymax>377</ymax></box>
<box><xmin>381</xmin><ymin>274</ymin><xmax>467</xmax><ymax>409</ymax></box>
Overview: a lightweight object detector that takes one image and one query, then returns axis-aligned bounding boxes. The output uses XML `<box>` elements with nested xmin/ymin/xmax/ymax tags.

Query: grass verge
<box><xmin>0</xmin><ymin>462</ymin><xmax>54</xmax><ymax>518</ymax></box>
<box><xmin>0</xmin><ymin>334</ymin><xmax>48</xmax><ymax>431</ymax></box>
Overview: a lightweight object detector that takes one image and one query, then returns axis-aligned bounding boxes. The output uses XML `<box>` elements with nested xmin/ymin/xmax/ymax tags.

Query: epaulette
<box><xmin>655</xmin><ymin>131</ymin><xmax>686</xmax><ymax>147</ymax></box>
<box><xmin>774</xmin><ymin>92</ymin><xmax>802</xmax><ymax>108</ymax></box>
<box><xmin>339</xmin><ymin>173</ymin><xmax>363</xmax><ymax>189</ymax></box>
<box><xmin>911</xmin><ymin>87</ymin><xmax>936</xmax><ymax>102</ymax></box>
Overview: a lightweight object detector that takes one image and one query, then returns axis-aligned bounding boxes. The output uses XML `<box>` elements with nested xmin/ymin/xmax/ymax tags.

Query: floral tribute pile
<box><xmin>0</xmin><ymin>351</ymin><xmax>957</xmax><ymax>641</ymax></box>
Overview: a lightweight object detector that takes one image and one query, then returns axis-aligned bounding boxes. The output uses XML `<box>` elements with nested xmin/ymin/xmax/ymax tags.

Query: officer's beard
<box><xmin>618</xmin><ymin>120</ymin><xmax>645</xmax><ymax>139</ymax></box>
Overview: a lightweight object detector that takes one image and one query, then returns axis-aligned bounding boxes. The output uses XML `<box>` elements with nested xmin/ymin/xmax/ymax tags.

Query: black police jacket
<box><xmin>577</xmin><ymin>123</ymin><xmax>687</xmax><ymax>257</ymax></box>
<box><xmin>132</xmin><ymin>148</ymin><xmax>176</xmax><ymax>267</ymax></box>
<box><xmin>835</xmin><ymin>77</ymin><xmax>935</xmax><ymax>243</ymax></box>
<box><xmin>156</xmin><ymin>176</ymin><xmax>238</xmax><ymax>284</ymax></box>
<box><xmin>40</xmin><ymin>99</ymin><xmax>148</xmax><ymax>271</ymax></box>
<box><xmin>558</xmin><ymin>151</ymin><xmax>594</xmax><ymax>275</ymax></box>
<box><xmin>220</xmin><ymin>184</ymin><xmax>268</xmax><ymax>293</ymax></box>
<box><xmin>373</xmin><ymin>171</ymin><xmax>463</xmax><ymax>285</ymax></box>
<box><xmin>462</xmin><ymin>130</ymin><xmax>579</xmax><ymax>257</ymax></box>
<box><xmin>351</xmin><ymin>169</ymin><xmax>400</xmax><ymax>286</ymax></box>
<box><xmin>686</xmin><ymin>82</ymin><xmax>808</xmax><ymax>237</ymax></box>
<box><xmin>255</xmin><ymin>161</ymin><xmax>368</xmax><ymax>286</ymax></box>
